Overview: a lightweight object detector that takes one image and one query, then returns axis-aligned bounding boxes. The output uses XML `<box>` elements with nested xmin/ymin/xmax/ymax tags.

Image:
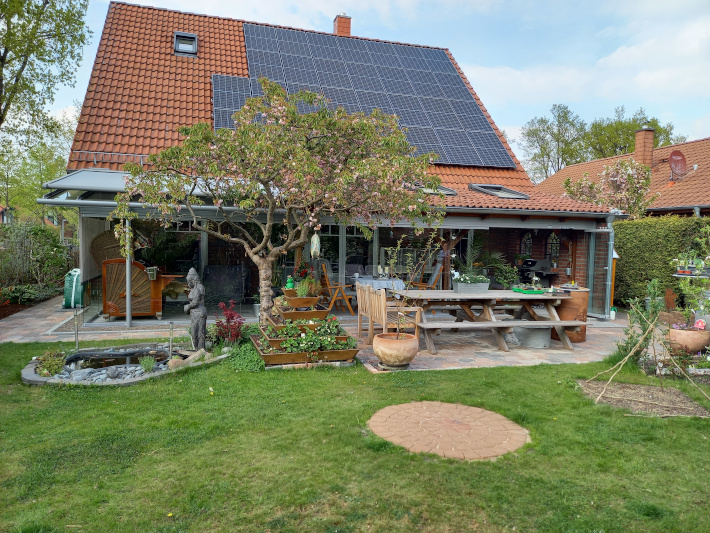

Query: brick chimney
<box><xmin>634</xmin><ymin>126</ymin><xmax>655</xmax><ymax>167</ymax></box>
<box><xmin>333</xmin><ymin>13</ymin><xmax>351</xmax><ymax>37</ymax></box>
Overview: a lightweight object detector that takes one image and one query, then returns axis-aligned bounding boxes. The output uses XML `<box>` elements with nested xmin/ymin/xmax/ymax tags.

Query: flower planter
<box><xmin>283</xmin><ymin>296</ymin><xmax>321</xmax><ymax>309</ymax></box>
<box><xmin>276</xmin><ymin>306</ymin><xmax>330</xmax><ymax>321</ymax></box>
<box><xmin>282</xmin><ymin>288</ymin><xmax>298</xmax><ymax>297</ymax></box>
<box><xmin>453</xmin><ymin>281</ymin><xmax>490</xmax><ymax>293</ymax></box>
<box><xmin>250</xmin><ymin>335</ymin><xmax>357</xmax><ymax>365</ymax></box>
<box><xmin>266</xmin><ymin>315</ymin><xmax>320</xmax><ymax>332</ymax></box>
<box><xmin>372</xmin><ymin>332</ymin><xmax>419</xmax><ymax>368</ymax></box>
<box><xmin>259</xmin><ymin>325</ymin><xmax>349</xmax><ymax>349</ymax></box>
<box><xmin>667</xmin><ymin>328</ymin><xmax>710</xmax><ymax>354</ymax></box>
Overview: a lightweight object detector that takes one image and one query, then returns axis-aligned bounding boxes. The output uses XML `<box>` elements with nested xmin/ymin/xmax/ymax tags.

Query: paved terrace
<box><xmin>0</xmin><ymin>296</ymin><xmax>625</xmax><ymax>371</ymax></box>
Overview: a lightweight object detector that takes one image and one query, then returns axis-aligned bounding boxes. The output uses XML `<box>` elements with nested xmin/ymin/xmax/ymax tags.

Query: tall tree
<box><xmin>519</xmin><ymin>104</ymin><xmax>587</xmax><ymax>184</ymax></box>
<box><xmin>113</xmin><ymin>80</ymin><xmax>443</xmax><ymax>318</ymax></box>
<box><xmin>0</xmin><ymin>0</ymin><xmax>90</xmax><ymax>137</ymax></box>
<box><xmin>585</xmin><ymin>106</ymin><xmax>687</xmax><ymax>159</ymax></box>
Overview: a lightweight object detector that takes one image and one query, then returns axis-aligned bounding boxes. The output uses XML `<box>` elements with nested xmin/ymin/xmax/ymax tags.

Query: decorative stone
<box><xmin>222</xmin><ymin>347</ymin><xmax>232</xmax><ymax>354</ymax></box>
<box><xmin>184</xmin><ymin>268</ymin><xmax>207</xmax><ymax>351</ymax></box>
<box><xmin>107</xmin><ymin>366</ymin><xmax>119</xmax><ymax>379</ymax></box>
<box><xmin>168</xmin><ymin>358</ymin><xmax>186</xmax><ymax>370</ymax></box>
<box><xmin>71</xmin><ymin>369</ymin><xmax>95</xmax><ymax>381</ymax></box>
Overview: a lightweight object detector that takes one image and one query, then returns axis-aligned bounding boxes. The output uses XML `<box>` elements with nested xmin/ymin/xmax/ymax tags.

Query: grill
<box><xmin>517</xmin><ymin>258</ymin><xmax>554</xmax><ymax>287</ymax></box>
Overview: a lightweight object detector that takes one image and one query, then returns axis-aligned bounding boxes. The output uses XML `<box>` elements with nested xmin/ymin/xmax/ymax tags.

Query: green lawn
<box><xmin>1</xmin><ymin>340</ymin><xmax>709</xmax><ymax>533</ymax></box>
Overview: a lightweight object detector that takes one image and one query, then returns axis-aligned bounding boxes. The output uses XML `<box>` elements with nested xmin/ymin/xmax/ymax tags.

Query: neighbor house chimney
<box><xmin>333</xmin><ymin>13</ymin><xmax>351</xmax><ymax>37</ymax></box>
<box><xmin>634</xmin><ymin>126</ymin><xmax>655</xmax><ymax>167</ymax></box>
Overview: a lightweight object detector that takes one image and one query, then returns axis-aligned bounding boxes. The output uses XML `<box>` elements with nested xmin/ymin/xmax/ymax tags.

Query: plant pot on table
<box><xmin>453</xmin><ymin>281</ymin><xmax>490</xmax><ymax>293</ymax></box>
<box><xmin>372</xmin><ymin>332</ymin><xmax>419</xmax><ymax>369</ymax></box>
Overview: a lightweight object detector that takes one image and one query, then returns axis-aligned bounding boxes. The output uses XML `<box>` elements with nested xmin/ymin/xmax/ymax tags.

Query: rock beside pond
<box><xmin>71</xmin><ymin>369</ymin><xmax>95</xmax><ymax>381</ymax></box>
<box><xmin>107</xmin><ymin>366</ymin><xmax>119</xmax><ymax>379</ymax></box>
<box><xmin>168</xmin><ymin>358</ymin><xmax>186</xmax><ymax>370</ymax></box>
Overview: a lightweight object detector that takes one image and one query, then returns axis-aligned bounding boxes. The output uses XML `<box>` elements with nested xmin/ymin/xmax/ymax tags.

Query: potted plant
<box><xmin>453</xmin><ymin>271</ymin><xmax>490</xmax><ymax>293</ymax></box>
<box><xmin>668</xmin><ymin>317</ymin><xmax>710</xmax><ymax>354</ymax></box>
<box><xmin>493</xmin><ymin>263</ymin><xmax>519</xmax><ymax>290</ymax></box>
<box><xmin>282</xmin><ymin>276</ymin><xmax>321</xmax><ymax>308</ymax></box>
<box><xmin>272</xmin><ymin>295</ymin><xmax>329</xmax><ymax>321</ymax></box>
<box><xmin>252</xmin><ymin>293</ymin><xmax>261</xmax><ymax>318</ymax></box>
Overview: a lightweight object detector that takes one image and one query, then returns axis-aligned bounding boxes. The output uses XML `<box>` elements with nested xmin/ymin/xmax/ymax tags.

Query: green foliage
<box><xmin>520</xmin><ymin>104</ymin><xmax>588</xmax><ymax>183</ymax></box>
<box><xmin>295</xmin><ymin>276</ymin><xmax>320</xmax><ymax>297</ymax></box>
<box><xmin>456</xmin><ymin>272</ymin><xmax>489</xmax><ymax>284</ymax></box>
<box><xmin>240</xmin><ymin>323</ymin><xmax>261</xmax><ymax>340</ymax></box>
<box><xmin>227</xmin><ymin>342</ymin><xmax>265</xmax><ymax>372</ymax></box>
<box><xmin>0</xmin><ymin>223</ymin><xmax>70</xmax><ymax>287</ymax></box>
<box><xmin>585</xmin><ymin>106</ymin><xmax>686</xmax><ymax>159</ymax></box>
<box><xmin>35</xmin><ymin>351</ymin><xmax>65</xmax><ymax>377</ymax></box>
<box><xmin>494</xmin><ymin>263</ymin><xmax>519</xmax><ymax>289</ymax></box>
<box><xmin>0</xmin><ymin>283</ymin><xmax>61</xmax><ymax>304</ymax></box>
<box><xmin>0</xmin><ymin>0</ymin><xmax>91</xmax><ymax>137</ymax></box>
<box><xmin>138</xmin><ymin>356</ymin><xmax>156</xmax><ymax>373</ymax></box>
<box><xmin>613</xmin><ymin>215</ymin><xmax>708</xmax><ymax>304</ymax></box>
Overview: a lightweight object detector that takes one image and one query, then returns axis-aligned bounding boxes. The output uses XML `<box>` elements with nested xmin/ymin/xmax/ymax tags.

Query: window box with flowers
<box><xmin>453</xmin><ymin>272</ymin><xmax>490</xmax><ymax>293</ymax></box>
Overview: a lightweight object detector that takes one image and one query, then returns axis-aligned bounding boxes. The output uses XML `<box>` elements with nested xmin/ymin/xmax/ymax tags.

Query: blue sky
<box><xmin>52</xmin><ymin>0</ymin><xmax>710</xmax><ymax>153</ymax></box>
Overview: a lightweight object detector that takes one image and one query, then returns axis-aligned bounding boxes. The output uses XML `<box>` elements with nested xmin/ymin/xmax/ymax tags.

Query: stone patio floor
<box><xmin>1</xmin><ymin>296</ymin><xmax>626</xmax><ymax>374</ymax></box>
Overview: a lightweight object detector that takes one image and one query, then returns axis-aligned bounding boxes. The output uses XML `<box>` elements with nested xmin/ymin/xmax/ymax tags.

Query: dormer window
<box><xmin>174</xmin><ymin>32</ymin><xmax>198</xmax><ymax>55</ymax></box>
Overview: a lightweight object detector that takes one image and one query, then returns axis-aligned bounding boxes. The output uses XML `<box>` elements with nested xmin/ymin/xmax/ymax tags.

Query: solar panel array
<box><xmin>211</xmin><ymin>23</ymin><xmax>516</xmax><ymax>168</ymax></box>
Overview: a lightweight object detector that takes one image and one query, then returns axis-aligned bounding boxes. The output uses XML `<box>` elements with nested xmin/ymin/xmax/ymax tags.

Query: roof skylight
<box><xmin>174</xmin><ymin>32</ymin><xmax>198</xmax><ymax>55</ymax></box>
<box><xmin>468</xmin><ymin>184</ymin><xmax>529</xmax><ymax>200</ymax></box>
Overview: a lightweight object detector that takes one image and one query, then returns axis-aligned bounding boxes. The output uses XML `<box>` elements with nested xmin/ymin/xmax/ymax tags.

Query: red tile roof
<box><xmin>536</xmin><ymin>136</ymin><xmax>710</xmax><ymax>212</ymax></box>
<box><xmin>70</xmin><ymin>2</ymin><xmax>607</xmax><ymax>215</ymax></box>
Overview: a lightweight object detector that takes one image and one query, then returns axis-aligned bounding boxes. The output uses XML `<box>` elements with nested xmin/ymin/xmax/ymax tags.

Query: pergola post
<box><xmin>125</xmin><ymin>218</ymin><xmax>132</xmax><ymax>327</ymax></box>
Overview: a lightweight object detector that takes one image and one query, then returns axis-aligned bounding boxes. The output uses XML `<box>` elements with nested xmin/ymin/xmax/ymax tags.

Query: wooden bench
<box><xmin>416</xmin><ymin>319</ymin><xmax>586</xmax><ymax>354</ymax></box>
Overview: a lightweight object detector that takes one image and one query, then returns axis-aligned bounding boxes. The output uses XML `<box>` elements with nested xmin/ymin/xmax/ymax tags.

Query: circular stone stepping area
<box><xmin>368</xmin><ymin>401</ymin><xmax>530</xmax><ymax>460</ymax></box>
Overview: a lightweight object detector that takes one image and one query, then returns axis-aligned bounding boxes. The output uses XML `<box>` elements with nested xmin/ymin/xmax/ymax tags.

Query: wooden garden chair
<box><xmin>410</xmin><ymin>262</ymin><xmax>443</xmax><ymax>290</ymax></box>
<box><xmin>321</xmin><ymin>263</ymin><xmax>355</xmax><ymax>315</ymax></box>
<box><xmin>359</xmin><ymin>285</ymin><xmax>421</xmax><ymax>345</ymax></box>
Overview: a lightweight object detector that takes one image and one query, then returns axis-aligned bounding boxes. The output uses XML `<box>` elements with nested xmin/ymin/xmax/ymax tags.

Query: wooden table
<box><xmin>391</xmin><ymin>289</ymin><xmax>583</xmax><ymax>353</ymax></box>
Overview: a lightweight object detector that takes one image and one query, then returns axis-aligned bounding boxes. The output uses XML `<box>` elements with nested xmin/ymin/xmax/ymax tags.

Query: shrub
<box><xmin>0</xmin><ymin>223</ymin><xmax>71</xmax><ymax>287</ymax></box>
<box><xmin>36</xmin><ymin>351</ymin><xmax>65</xmax><ymax>377</ymax></box>
<box><xmin>0</xmin><ymin>284</ymin><xmax>62</xmax><ymax>305</ymax></box>
<box><xmin>613</xmin><ymin>215</ymin><xmax>708</xmax><ymax>304</ymax></box>
<box><xmin>139</xmin><ymin>356</ymin><xmax>156</xmax><ymax>373</ymax></box>
<box><xmin>494</xmin><ymin>263</ymin><xmax>519</xmax><ymax>289</ymax></box>
<box><xmin>215</xmin><ymin>300</ymin><xmax>245</xmax><ymax>344</ymax></box>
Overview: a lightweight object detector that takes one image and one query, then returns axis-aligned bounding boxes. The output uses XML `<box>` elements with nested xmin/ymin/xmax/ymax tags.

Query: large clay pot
<box><xmin>372</xmin><ymin>333</ymin><xmax>419</xmax><ymax>368</ymax></box>
<box><xmin>551</xmin><ymin>287</ymin><xmax>589</xmax><ymax>343</ymax></box>
<box><xmin>667</xmin><ymin>328</ymin><xmax>710</xmax><ymax>354</ymax></box>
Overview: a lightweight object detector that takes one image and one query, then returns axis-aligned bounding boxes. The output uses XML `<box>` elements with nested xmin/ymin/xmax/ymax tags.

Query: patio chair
<box><xmin>321</xmin><ymin>263</ymin><xmax>355</xmax><ymax>315</ymax></box>
<box><xmin>357</xmin><ymin>283</ymin><xmax>421</xmax><ymax>345</ymax></box>
<box><xmin>410</xmin><ymin>262</ymin><xmax>443</xmax><ymax>290</ymax></box>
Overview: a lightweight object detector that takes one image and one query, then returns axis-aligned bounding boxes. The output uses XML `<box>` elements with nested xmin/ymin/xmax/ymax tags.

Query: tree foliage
<box><xmin>563</xmin><ymin>158</ymin><xmax>656</xmax><ymax>219</ymax></box>
<box><xmin>519</xmin><ymin>104</ymin><xmax>587</xmax><ymax>183</ymax></box>
<box><xmin>112</xmin><ymin>79</ymin><xmax>443</xmax><ymax>317</ymax></box>
<box><xmin>0</xmin><ymin>109</ymin><xmax>76</xmax><ymax>224</ymax></box>
<box><xmin>0</xmin><ymin>0</ymin><xmax>90</xmax><ymax>137</ymax></box>
<box><xmin>521</xmin><ymin>105</ymin><xmax>686</xmax><ymax>183</ymax></box>
<box><xmin>585</xmin><ymin>106</ymin><xmax>686</xmax><ymax>159</ymax></box>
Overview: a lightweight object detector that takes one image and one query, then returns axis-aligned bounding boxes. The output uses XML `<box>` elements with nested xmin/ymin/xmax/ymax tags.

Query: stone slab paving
<box><xmin>356</xmin><ymin>324</ymin><xmax>624</xmax><ymax>373</ymax></box>
<box><xmin>368</xmin><ymin>401</ymin><xmax>530</xmax><ymax>460</ymax></box>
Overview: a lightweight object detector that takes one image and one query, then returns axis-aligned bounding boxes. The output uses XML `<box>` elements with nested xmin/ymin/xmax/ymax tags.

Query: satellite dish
<box><xmin>670</xmin><ymin>150</ymin><xmax>686</xmax><ymax>175</ymax></box>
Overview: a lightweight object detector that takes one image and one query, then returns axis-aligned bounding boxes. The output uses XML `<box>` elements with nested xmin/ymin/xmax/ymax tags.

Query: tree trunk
<box><xmin>256</xmin><ymin>259</ymin><xmax>274</xmax><ymax>323</ymax></box>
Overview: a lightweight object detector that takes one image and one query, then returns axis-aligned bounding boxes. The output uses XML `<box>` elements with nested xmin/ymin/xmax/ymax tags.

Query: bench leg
<box><xmin>367</xmin><ymin>316</ymin><xmax>374</xmax><ymax>345</ymax></box>
<box><xmin>493</xmin><ymin>330</ymin><xmax>509</xmax><ymax>352</ymax></box>
<box><xmin>545</xmin><ymin>302</ymin><xmax>574</xmax><ymax>351</ymax></box>
<box><xmin>423</xmin><ymin>329</ymin><xmax>437</xmax><ymax>354</ymax></box>
<box><xmin>357</xmin><ymin>313</ymin><xmax>363</xmax><ymax>338</ymax></box>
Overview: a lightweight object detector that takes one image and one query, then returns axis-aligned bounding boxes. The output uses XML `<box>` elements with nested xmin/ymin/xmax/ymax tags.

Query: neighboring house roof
<box><xmin>537</xmin><ymin>132</ymin><xmax>710</xmax><ymax>213</ymax></box>
<box><xmin>69</xmin><ymin>1</ymin><xmax>608</xmax><ymax>215</ymax></box>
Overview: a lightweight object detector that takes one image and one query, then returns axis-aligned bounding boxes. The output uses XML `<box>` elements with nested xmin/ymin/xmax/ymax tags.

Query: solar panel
<box><xmin>476</xmin><ymin>148</ymin><xmax>515</xmax><ymax>167</ymax></box>
<box><xmin>231</xmin><ymin>23</ymin><xmax>518</xmax><ymax>167</ymax></box>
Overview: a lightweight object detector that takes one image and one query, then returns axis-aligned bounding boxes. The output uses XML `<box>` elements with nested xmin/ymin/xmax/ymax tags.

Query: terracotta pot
<box><xmin>372</xmin><ymin>333</ymin><xmax>419</xmax><ymax>367</ymax></box>
<box><xmin>667</xmin><ymin>328</ymin><xmax>710</xmax><ymax>354</ymax></box>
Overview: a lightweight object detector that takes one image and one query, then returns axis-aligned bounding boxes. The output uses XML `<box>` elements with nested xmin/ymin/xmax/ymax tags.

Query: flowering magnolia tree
<box><xmin>112</xmin><ymin>79</ymin><xmax>442</xmax><ymax>319</ymax></box>
<box><xmin>563</xmin><ymin>158</ymin><xmax>656</xmax><ymax>219</ymax></box>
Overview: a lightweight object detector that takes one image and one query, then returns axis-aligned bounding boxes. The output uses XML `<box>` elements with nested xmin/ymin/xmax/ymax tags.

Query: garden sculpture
<box><xmin>184</xmin><ymin>268</ymin><xmax>207</xmax><ymax>350</ymax></box>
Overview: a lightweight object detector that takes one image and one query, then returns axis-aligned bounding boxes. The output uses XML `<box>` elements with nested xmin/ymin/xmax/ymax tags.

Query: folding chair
<box><xmin>410</xmin><ymin>262</ymin><xmax>443</xmax><ymax>290</ymax></box>
<box><xmin>320</xmin><ymin>263</ymin><xmax>355</xmax><ymax>315</ymax></box>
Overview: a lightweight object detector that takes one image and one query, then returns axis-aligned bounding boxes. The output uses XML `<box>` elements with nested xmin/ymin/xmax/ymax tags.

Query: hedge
<box><xmin>613</xmin><ymin>215</ymin><xmax>708</xmax><ymax>305</ymax></box>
